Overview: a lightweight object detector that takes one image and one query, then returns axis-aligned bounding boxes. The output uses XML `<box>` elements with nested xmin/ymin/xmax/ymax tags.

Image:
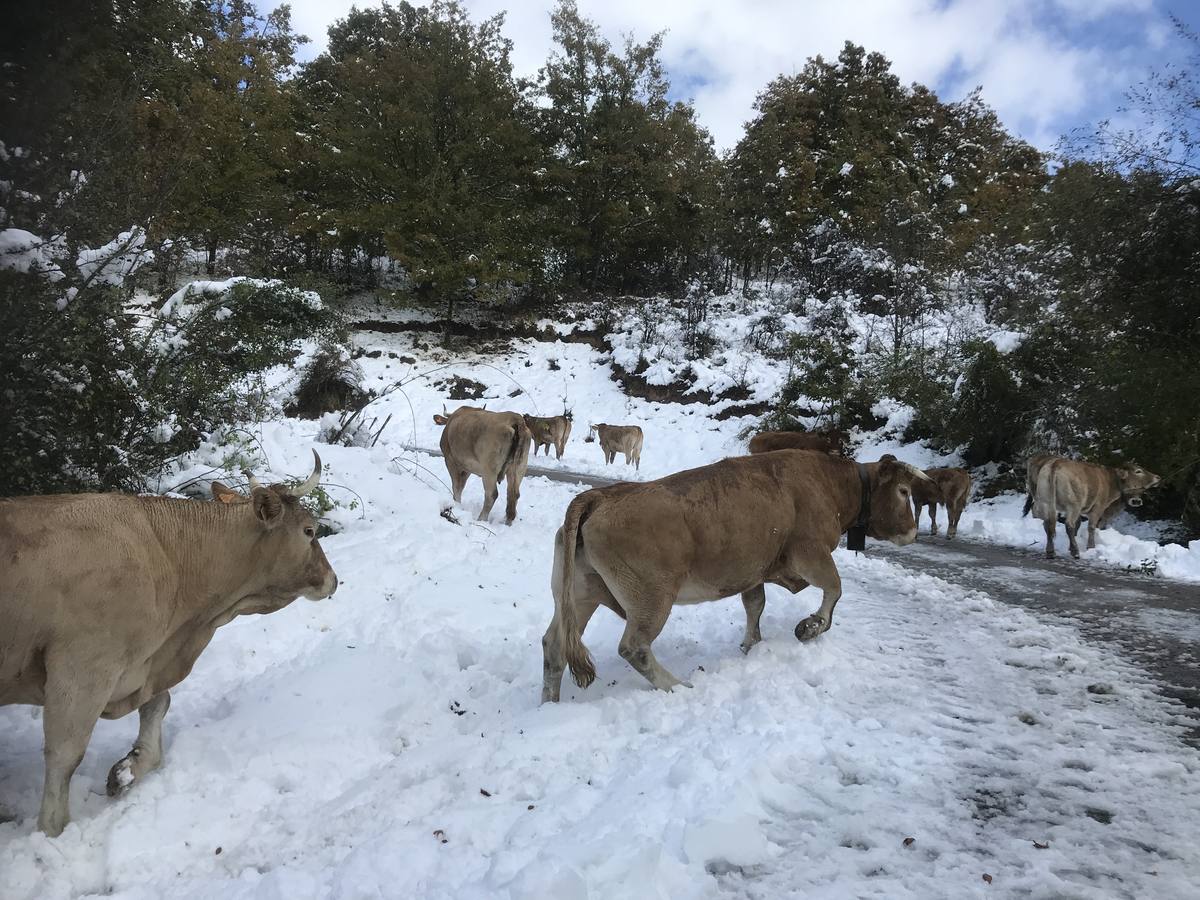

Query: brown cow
<box><xmin>748</xmin><ymin>429</ymin><xmax>847</xmax><ymax>457</ymax></box>
<box><xmin>1033</xmin><ymin>457</ymin><xmax>1160</xmax><ymax>559</ymax></box>
<box><xmin>911</xmin><ymin>467</ymin><xmax>972</xmax><ymax>538</ymax></box>
<box><xmin>541</xmin><ymin>452</ymin><xmax>931</xmax><ymax>701</ymax></box>
<box><xmin>588</xmin><ymin>423</ymin><xmax>643</xmax><ymax>470</ymax></box>
<box><xmin>523</xmin><ymin>414</ymin><xmax>572</xmax><ymax>460</ymax></box>
<box><xmin>0</xmin><ymin>451</ymin><xmax>337</xmax><ymax>836</ymax></box>
<box><xmin>434</xmin><ymin>405</ymin><xmax>532</xmax><ymax>524</ymax></box>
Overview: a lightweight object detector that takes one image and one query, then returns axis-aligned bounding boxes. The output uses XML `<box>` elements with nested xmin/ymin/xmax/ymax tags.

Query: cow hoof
<box><xmin>106</xmin><ymin>755</ymin><xmax>137</xmax><ymax>797</ymax></box>
<box><xmin>795</xmin><ymin>617</ymin><xmax>825</xmax><ymax>642</ymax></box>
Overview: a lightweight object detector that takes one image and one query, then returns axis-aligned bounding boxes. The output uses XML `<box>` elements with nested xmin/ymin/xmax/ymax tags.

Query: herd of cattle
<box><xmin>0</xmin><ymin>405</ymin><xmax>1160</xmax><ymax>836</ymax></box>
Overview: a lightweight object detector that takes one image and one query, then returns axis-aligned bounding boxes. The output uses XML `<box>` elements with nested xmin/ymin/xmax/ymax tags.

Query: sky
<box><xmin>285</xmin><ymin>0</ymin><xmax>1199</xmax><ymax>153</ymax></box>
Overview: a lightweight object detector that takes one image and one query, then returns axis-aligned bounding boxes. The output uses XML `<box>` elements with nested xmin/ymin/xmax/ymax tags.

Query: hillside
<box><xmin>2</xmin><ymin>301</ymin><xmax>1200</xmax><ymax>899</ymax></box>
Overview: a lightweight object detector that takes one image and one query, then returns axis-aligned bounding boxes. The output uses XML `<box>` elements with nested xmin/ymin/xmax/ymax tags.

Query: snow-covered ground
<box><xmin>342</xmin><ymin>319</ymin><xmax>1199</xmax><ymax>582</ymax></box>
<box><xmin>2</xmin><ymin>310</ymin><xmax>1198</xmax><ymax>899</ymax></box>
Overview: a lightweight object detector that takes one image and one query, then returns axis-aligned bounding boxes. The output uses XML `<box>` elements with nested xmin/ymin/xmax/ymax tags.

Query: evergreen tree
<box><xmin>537</xmin><ymin>0</ymin><xmax>719</xmax><ymax>293</ymax></box>
<box><xmin>294</xmin><ymin>1</ymin><xmax>540</xmax><ymax>336</ymax></box>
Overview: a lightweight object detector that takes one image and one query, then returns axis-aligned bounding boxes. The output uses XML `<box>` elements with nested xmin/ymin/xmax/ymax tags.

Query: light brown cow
<box><xmin>588</xmin><ymin>423</ymin><xmax>643</xmax><ymax>470</ymax></box>
<box><xmin>1022</xmin><ymin>453</ymin><xmax>1123</xmax><ymax>531</ymax></box>
<box><xmin>748</xmin><ymin>428</ymin><xmax>847</xmax><ymax>457</ymax></box>
<box><xmin>0</xmin><ymin>452</ymin><xmax>337</xmax><ymax>836</ymax></box>
<box><xmin>434</xmin><ymin>405</ymin><xmax>532</xmax><ymax>524</ymax></box>
<box><xmin>541</xmin><ymin>452</ymin><xmax>931</xmax><ymax>701</ymax></box>
<box><xmin>911</xmin><ymin>467</ymin><xmax>972</xmax><ymax>538</ymax></box>
<box><xmin>1033</xmin><ymin>457</ymin><xmax>1160</xmax><ymax>559</ymax></box>
<box><xmin>523</xmin><ymin>414</ymin><xmax>572</xmax><ymax>460</ymax></box>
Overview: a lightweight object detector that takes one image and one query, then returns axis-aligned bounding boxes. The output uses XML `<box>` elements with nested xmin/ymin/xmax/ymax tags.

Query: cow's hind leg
<box><xmin>1043</xmin><ymin>517</ymin><xmax>1057</xmax><ymax>559</ymax></box>
<box><xmin>107</xmin><ymin>691</ymin><xmax>171</xmax><ymax>797</ymax></box>
<box><xmin>448</xmin><ymin>466</ymin><xmax>469</xmax><ymax>505</ymax></box>
<box><xmin>1066</xmin><ymin>515</ymin><xmax>1082</xmax><ymax>558</ymax></box>
<box><xmin>928</xmin><ymin>503</ymin><xmax>940</xmax><ymax>536</ymax></box>
<box><xmin>39</xmin><ymin>663</ymin><xmax>113</xmax><ymax>836</ymax></box>
<box><xmin>611</xmin><ymin>588</ymin><xmax>688</xmax><ymax>692</ymax></box>
<box><xmin>947</xmin><ymin>502</ymin><xmax>963</xmax><ymax>539</ymax></box>
<box><xmin>789</xmin><ymin>552</ymin><xmax>843</xmax><ymax>642</ymax></box>
<box><xmin>542</xmin><ymin>572</ymin><xmax>609</xmax><ymax>703</ymax></box>
<box><xmin>1085</xmin><ymin>510</ymin><xmax>1100</xmax><ymax>550</ymax></box>
<box><xmin>740</xmin><ymin>584</ymin><xmax>766</xmax><ymax>654</ymax></box>
<box><xmin>503</xmin><ymin>471</ymin><xmax>522</xmax><ymax>525</ymax></box>
<box><xmin>478</xmin><ymin>477</ymin><xmax>500</xmax><ymax>521</ymax></box>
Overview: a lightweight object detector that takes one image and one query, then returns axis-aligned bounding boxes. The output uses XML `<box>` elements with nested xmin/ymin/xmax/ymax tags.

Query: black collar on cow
<box><xmin>846</xmin><ymin>463</ymin><xmax>871</xmax><ymax>552</ymax></box>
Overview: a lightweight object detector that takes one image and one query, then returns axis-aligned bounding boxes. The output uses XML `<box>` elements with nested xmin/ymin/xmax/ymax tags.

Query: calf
<box><xmin>541</xmin><ymin>452</ymin><xmax>930</xmax><ymax>701</ymax></box>
<box><xmin>434</xmin><ymin>405</ymin><xmax>532</xmax><ymax>523</ymax></box>
<box><xmin>523</xmin><ymin>414</ymin><xmax>572</xmax><ymax>460</ymax></box>
<box><xmin>588</xmin><ymin>423</ymin><xmax>643</xmax><ymax>470</ymax></box>
<box><xmin>911</xmin><ymin>467</ymin><xmax>972</xmax><ymax>538</ymax></box>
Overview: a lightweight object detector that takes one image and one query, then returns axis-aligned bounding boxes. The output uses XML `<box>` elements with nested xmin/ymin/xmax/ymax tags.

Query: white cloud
<box><xmin>286</xmin><ymin>0</ymin><xmax>1168</xmax><ymax>152</ymax></box>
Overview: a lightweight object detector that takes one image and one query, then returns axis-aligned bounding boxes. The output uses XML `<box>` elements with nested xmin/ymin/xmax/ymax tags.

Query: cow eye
<box><xmin>900</xmin><ymin>487</ymin><xmax>909</xmax><ymax>496</ymax></box>
<box><xmin>304</xmin><ymin>526</ymin><xmax>316</xmax><ymax>539</ymax></box>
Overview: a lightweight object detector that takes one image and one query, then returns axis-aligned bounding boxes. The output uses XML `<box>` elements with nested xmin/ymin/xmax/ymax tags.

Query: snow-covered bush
<box><xmin>0</xmin><ymin>257</ymin><xmax>336</xmax><ymax>495</ymax></box>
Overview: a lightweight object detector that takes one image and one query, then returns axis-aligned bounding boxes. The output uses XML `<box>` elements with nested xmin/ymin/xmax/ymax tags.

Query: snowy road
<box><xmin>872</xmin><ymin>538</ymin><xmax>1200</xmax><ymax>747</ymax></box>
<box><xmin>426</xmin><ymin>448</ymin><xmax>1200</xmax><ymax>745</ymax></box>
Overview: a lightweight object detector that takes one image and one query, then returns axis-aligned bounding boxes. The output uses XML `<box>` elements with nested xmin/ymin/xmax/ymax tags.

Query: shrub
<box><xmin>0</xmin><ymin>269</ymin><xmax>335</xmax><ymax>495</ymax></box>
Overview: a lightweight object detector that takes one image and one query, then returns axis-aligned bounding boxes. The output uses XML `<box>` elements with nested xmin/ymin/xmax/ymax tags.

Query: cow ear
<box><xmin>433</xmin><ymin>414</ymin><xmax>448</xmax><ymax>425</ymax></box>
<box><xmin>211</xmin><ymin>482</ymin><xmax>240</xmax><ymax>504</ymax></box>
<box><xmin>252</xmin><ymin>487</ymin><xmax>284</xmax><ymax>528</ymax></box>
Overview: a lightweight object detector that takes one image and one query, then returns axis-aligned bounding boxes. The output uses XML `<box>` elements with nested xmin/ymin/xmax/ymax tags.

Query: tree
<box><xmin>536</xmin><ymin>0</ymin><xmax>719</xmax><ymax>293</ymax></box>
<box><xmin>726</xmin><ymin>43</ymin><xmax>1044</xmax><ymax>290</ymax></box>
<box><xmin>294</xmin><ymin>1</ymin><xmax>540</xmax><ymax>338</ymax></box>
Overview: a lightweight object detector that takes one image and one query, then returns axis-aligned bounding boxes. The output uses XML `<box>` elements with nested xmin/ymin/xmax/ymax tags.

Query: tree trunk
<box><xmin>442</xmin><ymin>294</ymin><xmax>456</xmax><ymax>348</ymax></box>
<box><xmin>205</xmin><ymin>235</ymin><xmax>218</xmax><ymax>276</ymax></box>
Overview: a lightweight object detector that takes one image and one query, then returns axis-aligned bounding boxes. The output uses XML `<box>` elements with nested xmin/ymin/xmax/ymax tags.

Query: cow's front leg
<box><xmin>39</xmin><ymin>666</ymin><xmax>112</xmax><ymax>836</ymax></box>
<box><xmin>1085</xmin><ymin>512</ymin><xmax>1100</xmax><ymax>550</ymax></box>
<box><xmin>108</xmin><ymin>691</ymin><xmax>171</xmax><ymax>797</ymax></box>
<box><xmin>739</xmin><ymin>585</ymin><xmax>766</xmax><ymax>653</ymax></box>
<box><xmin>787</xmin><ymin>551</ymin><xmax>842</xmax><ymax>642</ymax></box>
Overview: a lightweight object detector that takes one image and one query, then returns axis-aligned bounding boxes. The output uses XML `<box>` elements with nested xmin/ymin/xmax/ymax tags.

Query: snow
<box><xmin>76</xmin><ymin>228</ymin><xmax>153</xmax><ymax>286</ymax></box>
<box><xmin>987</xmin><ymin>329</ymin><xmax>1024</xmax><ymax>353</ymax></box>
<box><xmin>964</xmin><ymin>494</ymin><xmax>1200</xmax><ymax>583</ymax></box>
<box><xmin>0</xmin><ymin>228</ymin><xmax>65</xmax><ymax>281</ymax></box>
<box><xmin>2</xmin><ymin>307</ymin><xmax>1198</xmax><ymax>898</ymax></box>
<box><xmin>839</xmin><ymin>162</ymin><xmax>854</xmax><ymax>176</ymax></box>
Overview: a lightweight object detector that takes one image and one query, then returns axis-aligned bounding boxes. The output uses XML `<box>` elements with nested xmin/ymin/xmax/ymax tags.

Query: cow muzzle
<box><xmin>1126</xmin><ymin>496</ymin><xmax>1144</xmax><ymax>508</ymax></box>
<box><xmin>305</xmin><ymin>571</ymin><xmax>338</xmax><ymax>601</ymax></box>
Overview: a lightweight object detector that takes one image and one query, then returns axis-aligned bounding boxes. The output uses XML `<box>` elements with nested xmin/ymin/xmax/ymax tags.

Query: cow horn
<box><xmin>245</xmin><ymin>470</ymin><xmax>263</xmax><ymax>492</ymax></box>
<box><xmin>290</xmin><ymin>450</ymin><xmax>322</xmax><ymax>497</ymax></box>
<box><xmin>899</xmin><ymin>461</ymin><xmax>932</xmax><ymax>481</ymax></box>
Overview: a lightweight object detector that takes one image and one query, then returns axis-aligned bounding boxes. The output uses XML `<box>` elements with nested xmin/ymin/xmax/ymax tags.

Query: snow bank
<box><xmin>964</xmin><ymin>494</ymin><xmax>1200</xmax><ymax>582</ymax></box>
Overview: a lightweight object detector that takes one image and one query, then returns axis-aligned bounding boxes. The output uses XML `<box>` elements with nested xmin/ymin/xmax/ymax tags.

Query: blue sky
<box><xmin>289</xmin><ymin>0</ymin><xmax>1199</xmax><ymax>153</ymax></box>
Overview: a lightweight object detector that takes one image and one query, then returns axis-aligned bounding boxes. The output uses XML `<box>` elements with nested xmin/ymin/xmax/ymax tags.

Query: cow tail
<box><xmin>498</xmin><ymin>420</ymin><xmax>527</xmax><ymax>482</ymax></box>
<box><xmin>1021</xmin><ymin>493</ymin><xmax>1034</xmax><ymax>517</ymax></box>
<box><xmin>557</xmin><ymin>492</ymin><xmax>598</xmax><ymax>689</ymax></box>
<box><xmin>1034</xmin><ymin>461</ymin><xmax>1057</xmax><ymax>522</ymax></box>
